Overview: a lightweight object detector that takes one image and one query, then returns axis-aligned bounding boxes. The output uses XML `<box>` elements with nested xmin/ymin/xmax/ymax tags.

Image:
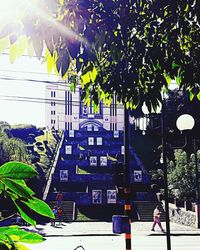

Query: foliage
<box><xmin>0</xmin><ymin>133</ymin><xmax>28</xmax><ymax>165</ymax></box>
<box><xmin>168</xmin><ymin>149</ymin><xmax>198</xmax><ymax>200</ymax></box>
<box><xmin>5</xmin><ymin>124</ymin><xmax>39</xmax><ymax>143</ymax></box>
<box><xmin>0</xmin><ymin>0</ymin><xmax>200</xmax><ymax>109</ymax></box>
<box><xmin>0</xmin><ymin>161</ymin><xmax>55</xmax><ymax>249</ymax></box>
<box><xmin>0</xmin><ymin>225</ymin><xmax>44</xmax><ymax>250</ymax></box>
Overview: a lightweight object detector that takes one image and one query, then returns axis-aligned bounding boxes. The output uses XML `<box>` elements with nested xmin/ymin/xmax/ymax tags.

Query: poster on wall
<box><xmin>92</xmin><ymin>190</ymin><xmax>102</xmax><ymax>204</ymax></box>
<box><xmin>107</xmin><ymin>190</ymin><xmax>117</xmax><ymax>204</ymax></box>
<box><xmin>134</xmin><ymin>170</ymin><xmax>142</xmax><ymax>182</ymax></box>
<box><xmin>65</xmin><ymin>145</ymin><xmax>72</xmax><ymax>154</ymax></box>
<box><xmin>60</xmin><ymin>170</ymin><xmax>68</xmax><ymax>182</ymax></box>
<box><xmin>90</xmin><ymin>156</ymin><xmax>97</xmax><ymax>166</ymax></box>
<box><xmin>100</xmin><ymin>156</ymin><xmax>107</xmax><ymax>166</ymax></box>
<box><xmin>69</xmin><ymin>130</ymin><xmax>74</xmax><ymax>137</ymax></box>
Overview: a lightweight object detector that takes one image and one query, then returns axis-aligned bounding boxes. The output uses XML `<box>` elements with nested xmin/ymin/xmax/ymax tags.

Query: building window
<box><xmin>51</xmin><ymin>110</ymin><xmax>56</xmax><ymax>115</ymax></box>
<box><xmin>88</xmin><ymin>137</ymin><xmax>94</xmax><ymax>145</ymax></box>
<box><xmin>97</xmin><ymin>137</ymin><xmax>102</xmax><ymax>145</ymax></box>
<box><xmin>51</xmin><ymin>91</ymin><xmax>56</xmax><ymax>98</ymax></box>
<box><xmin>51</xmin><ymin>101</ymin><xmax>56</xmax><ymax>106</ymax></box>
<box><xmin>51</xmin><ymin>119</ymin><xmax>55</xmax><ymax>124</ymax></box>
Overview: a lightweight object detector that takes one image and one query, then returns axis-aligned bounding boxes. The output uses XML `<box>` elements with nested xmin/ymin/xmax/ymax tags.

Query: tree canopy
<box><xmin>0</xmin><ymin>0</ymin><xmax>200</xmax><ymax>109</ymax></box>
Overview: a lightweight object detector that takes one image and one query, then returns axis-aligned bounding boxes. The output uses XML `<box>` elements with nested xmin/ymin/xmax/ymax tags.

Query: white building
<box><xmin>45</xmin><ymin>82</ymin><xmax>124</xmax><ymax>131</ymax></box>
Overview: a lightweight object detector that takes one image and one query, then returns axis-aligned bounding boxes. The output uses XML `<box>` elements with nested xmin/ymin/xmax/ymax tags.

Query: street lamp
<box><xmin>141</xmin><ymin>101</ymin><xmax>171</xmax><ymax>250</ymax></box>
<box><xmin>176</xmin><ymin>114</ymin><xmax>200</xmax><ymax>228</ymax></box>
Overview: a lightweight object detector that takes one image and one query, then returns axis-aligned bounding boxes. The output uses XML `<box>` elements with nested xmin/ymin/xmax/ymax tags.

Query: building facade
<box><xmin>45</xmin><ymin>83</ymin><xmax>124</xmax><ymax>131</ymax></box>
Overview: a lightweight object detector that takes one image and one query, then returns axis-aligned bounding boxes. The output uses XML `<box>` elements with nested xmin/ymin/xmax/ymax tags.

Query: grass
<box><xmin>76</xmin><ymin>209</ymin><xmax>97</xmax><ymax>221</ymax></box>
<box><xmin>77</xmin><ymin>167</ymin><xmax>90</xmax><ymax>174</ymax></box>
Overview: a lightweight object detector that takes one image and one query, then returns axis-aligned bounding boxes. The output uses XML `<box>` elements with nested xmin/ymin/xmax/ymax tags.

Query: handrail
<box><xmin>43</xmin><ymin>132</ymin><xmax>64</xmax><ymax>201</ymax></box>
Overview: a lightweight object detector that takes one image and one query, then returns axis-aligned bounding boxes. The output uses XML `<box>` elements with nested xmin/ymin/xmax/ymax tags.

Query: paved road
<box><xmin>23</xmin><ymin>222</ymin><xmax>200</xmax><ymax>250</ymax></box>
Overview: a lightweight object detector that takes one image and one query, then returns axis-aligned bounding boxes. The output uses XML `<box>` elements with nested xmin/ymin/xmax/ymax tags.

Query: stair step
<box><xmin>49</xmin><ymin>201</ymin><xmax>75</xmax><ymax>222</ymax></box>
<box><xmin>135</xmin><ymin>201</ymin><xmax>166</xmax><ymax>222</ymax></box>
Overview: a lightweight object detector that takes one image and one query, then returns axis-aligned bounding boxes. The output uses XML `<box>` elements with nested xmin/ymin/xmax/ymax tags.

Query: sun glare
<box><xmin>0</xmin><ymin>0</ymin><xmax>28</xmax><ymax>25</ymax></box>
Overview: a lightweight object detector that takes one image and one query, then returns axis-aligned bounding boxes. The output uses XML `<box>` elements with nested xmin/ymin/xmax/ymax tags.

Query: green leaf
<box><xmin>0</xmin><ymin>161</ymin><xmax>37</xmax><ymax>179</ymax></box>
<box><xmin>22</xmin><ymin>198</ymin><xmax>55</xmax><ymax>219</ymax></box>
<box><xmin>0</xmin><ymin>226</ymin><xmax>19</xmax><ymax>233</ymax></box>
<box><xmin>89</xmin><ymin>66</ymin><xmax>97</xmax><ymax>82</ymax></box>
<box><xmin>18</xmin><ymin>232</ymin><xmax>44</xmax><ymax>244</ymax></box>
<box><xmin>14</xmin><ymin>180</ymin><xmax>35</xmax><ymax>196</ymax></box>
<box><xmin>13</xmin><ymin>200</ymin><xmax>36</xmax><ymax>226</ymax></box>
<box><xmin>197</xmin><ymin>92</ymin><xmax>200</xmax><ymax>101</ymax></box>
<box><xmin>1</xmin><ymin>179</ymin><xmax>32</xmax><ymax>199</ymax></box>
<box><xmin>0</xmin><ymin>227</ymin><xmax>44</xmax><ymax>244</ymax></box>
<box><xmin>189</xmin><ymin>91</ymin><xmax>194</xmax><ymax>101</ymax></box>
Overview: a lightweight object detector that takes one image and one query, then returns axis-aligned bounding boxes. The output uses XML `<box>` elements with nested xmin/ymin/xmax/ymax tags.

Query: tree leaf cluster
<box><xmin>0</xmin><ymin>161</ymin><xmax>55</xmax><ymax>249</ymax></box>
<box><xmin>0</xmin><ymin>1</ymin><xmax>200</xmax><ymax>109</ymax></box>
<box><xmin>0</xmin><ymin>162</ymin><xmax>55</xmax><ymax>226</ymax></box>
<box><xmin>168</xmin><ymin>149</ymin><xmax>198</xmax><ymax>200</ymax></box>
<box><xmin>0</xmin><ymin>225</ymin><xmax>44</xmax><ymax>250</ymax></box>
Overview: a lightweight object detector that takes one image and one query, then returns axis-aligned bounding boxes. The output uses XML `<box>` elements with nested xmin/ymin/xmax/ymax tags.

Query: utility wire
<box><xmin>0</xmin><ymin>95</ymin><xmax>124</xmax><ymax>109</ymax></box>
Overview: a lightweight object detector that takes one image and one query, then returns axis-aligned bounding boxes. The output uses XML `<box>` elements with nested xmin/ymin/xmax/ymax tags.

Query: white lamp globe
<box><xmin>176</xmin><ymin>114</ymin><xmax>195</xmax><ymax>131</ymax></box>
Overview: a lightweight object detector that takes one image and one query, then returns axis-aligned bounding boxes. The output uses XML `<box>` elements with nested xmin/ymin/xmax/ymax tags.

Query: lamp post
<box><xmin>141</xmin><ymin>101</ymin><xmax>171</xmax><ymax>250</ymax></box>
<box><xmin>124</xmin><ymin>106</ymin><xmax>132</xmax><ymax>250</ymax></box>
<box><xmin>176</xmin><ymin>114</ymin><xmax>200</xmax><ymax>228</ymax></box>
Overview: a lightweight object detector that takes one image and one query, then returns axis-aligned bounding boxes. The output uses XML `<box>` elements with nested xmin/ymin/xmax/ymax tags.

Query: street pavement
<box><xmin>23</xmin><ymin>222</ymin><xmax>200</xmax><ymax>250</ymax></box>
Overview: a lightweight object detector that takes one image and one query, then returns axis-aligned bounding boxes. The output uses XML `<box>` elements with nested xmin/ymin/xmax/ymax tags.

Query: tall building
<box><xmin>45</xmin><ymin>83</ymin><xmax>124</xmax><ymax>131</ymax></box>
<box><xmin>44</xmin><ymin>81</ymin><xmax>151</xmax><ymax>222</ymax></box>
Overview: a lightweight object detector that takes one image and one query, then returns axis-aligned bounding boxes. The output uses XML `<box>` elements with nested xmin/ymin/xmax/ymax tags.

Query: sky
<box><xmin>0</xmin><ymin>53</ymin><xmax>58</xmax><ymax>127</ymax></box>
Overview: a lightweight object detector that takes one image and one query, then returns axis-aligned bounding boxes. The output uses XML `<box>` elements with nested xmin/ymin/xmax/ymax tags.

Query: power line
<box><xmin>0</xmin><ymin>75</ymin><xmax>67</xmax><ymax>86</ymax></box>
<box><xmin>0</xmin><ymin>95</ymin><xmax>124</xmax><ymax>109</ymax></box>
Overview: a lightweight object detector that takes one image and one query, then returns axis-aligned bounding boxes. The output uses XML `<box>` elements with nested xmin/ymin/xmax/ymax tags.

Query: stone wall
<box><xmin>169</xmin><ymin>203</ymin><xmax>196</xmax><ymax>228</ymax></box>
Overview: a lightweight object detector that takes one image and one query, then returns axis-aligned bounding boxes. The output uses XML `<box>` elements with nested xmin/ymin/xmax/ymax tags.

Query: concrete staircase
<box><xmin>134</xmin><ymin>201</ymin><xmax>166</xmax><ymax>222</ymax></box>
<box><xmin>49</xmin><ymin>201</ymin><xmax>75</xmax><ymax>222</ymax></box>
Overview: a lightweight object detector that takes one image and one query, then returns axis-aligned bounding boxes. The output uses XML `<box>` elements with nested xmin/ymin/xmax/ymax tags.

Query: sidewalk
<box><xmin>23</xmin><ymin>221</ymin><xmax>200</xmax><ymax>237</ymax></box>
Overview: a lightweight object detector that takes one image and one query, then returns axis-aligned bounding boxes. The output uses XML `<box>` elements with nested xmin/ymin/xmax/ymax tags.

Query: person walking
<box><xmin>57</xmin><ymin>206</ymin><xmax>63</xmax><ymax>225</ymax></box>
<box><xmin>56</xmin><ymin>191</ymin><xmax>64</xmax><ymax>207</ymax></box>
<box><xmin>151</xmin><ymin>205</ymin><xmax>165</xmax><ymax>233</ymax></box>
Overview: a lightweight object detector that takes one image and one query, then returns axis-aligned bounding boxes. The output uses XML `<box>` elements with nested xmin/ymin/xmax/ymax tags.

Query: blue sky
<box><xmin>0</xmin><ymin>53</ymin><xmax>57</xmax><ymax>127</ymax></box>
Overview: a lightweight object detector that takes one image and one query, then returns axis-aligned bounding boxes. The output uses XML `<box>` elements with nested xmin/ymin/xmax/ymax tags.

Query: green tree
<box><xmin>168</xmin><ymin>149</ymin><xmax>198</xmax><ymax>201</ymax></box>
<box><xmin>0</xmin><ymin>0</ymin><xmax>200</xmax><ymax>107</ymax></box>
<box><xmin>0</xmin><ymin>133</ymin><xmax>28</xmax><ymax>165</ymax></box>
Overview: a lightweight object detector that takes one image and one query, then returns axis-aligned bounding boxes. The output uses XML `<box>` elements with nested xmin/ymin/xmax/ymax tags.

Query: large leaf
<box><xmin>14</xmin><ymin>180</ymin><xmax>35</xmax><ymax>196</ymax></box>
<box><xmin>13</xmin><ymin>200</ymin><xmax>36</xmax><ymax>226</ymax></box>
<box><xmin>1</xmin><ymin>179</ymin><xmax>32</xmax><ymax>199</ymax></box>
<box><xmin>18</xmin><ymin>232</ymin><xmax>44</xmax><ymax>244</ymax></box>
<box><xmin>22</xmin><ymin>198</ymin><xmax>55</xmax><ymax>219</ymax></box>
<box><xmin>0</xmin><ymin>162</ymin><xmax>37</xmax><ymax>179</ymax></box>
<box><xmin>0</xmin><ymin>227</ymin><xmax>44</xmax><ymax>244</ymax></box>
